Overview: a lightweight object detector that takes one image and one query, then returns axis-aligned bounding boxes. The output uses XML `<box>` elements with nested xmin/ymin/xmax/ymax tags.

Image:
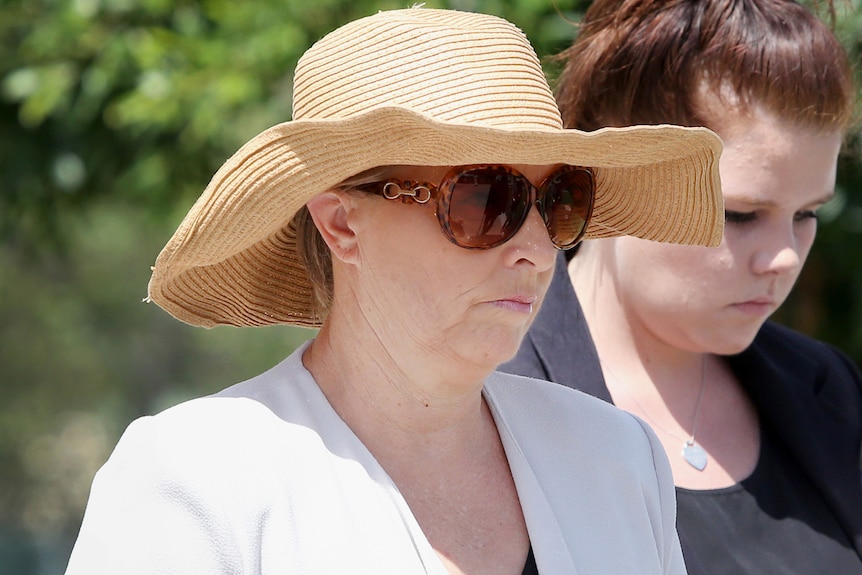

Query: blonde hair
<box><xmin>295</xmin><ymin>166</ymin><xmax>391</xmax><ymax>319</ymax></box>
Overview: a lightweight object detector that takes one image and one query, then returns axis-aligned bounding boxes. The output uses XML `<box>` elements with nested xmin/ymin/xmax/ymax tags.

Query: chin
<box><xmin>710</xmin><ymin>330</ymin><xmax>761</xmax><ymax>356</ymax></box>
<box><xmin>469</xmin><ymin>336</ymin><xmax>524</xmax><ymax>371</ymax></box>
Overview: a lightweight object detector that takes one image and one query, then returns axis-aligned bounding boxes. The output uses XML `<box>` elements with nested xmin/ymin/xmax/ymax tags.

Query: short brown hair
<box><xmin>555</xmin><ymin>0</ymin><xmax>854</xmax><ymax>133</ymax></box>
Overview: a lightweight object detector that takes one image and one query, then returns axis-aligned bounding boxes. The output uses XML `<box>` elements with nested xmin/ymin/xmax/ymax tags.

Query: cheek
<box><xmin>716</xmin><ymin>226</ymin><xmax>754</xmax><ymax>265</ymax></box>
<box><xmin>618</xmin><ymin>242</ymin><xmax>731</xmax><ymax>288</ymax></box>
<box><xmin>361</xmin><ymin>201</ymin><xmax>443</xmax><ymax>263</ymax></box>
<box><xmin>358</xmin><ymin>204</ymin><xmax>473</xmax><ymax>311</ymax></box>
<box><xmin>616</xmin><ymin>244</ymin><xmax>732</xmax><ymax>315</ymax></box>
<box><xmin>796</xmin><ymin>222</ymin><xmax>818</xmax><ymax>262</ymax></box>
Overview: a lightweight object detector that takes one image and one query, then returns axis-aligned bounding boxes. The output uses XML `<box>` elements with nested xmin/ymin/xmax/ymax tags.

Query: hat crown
<box><xmin>292</xmin><ymin>9</ymin><xmax>563</xmax><ymax>130</ymax></box>
<box><xmin>146</xmin><ymin>8</ymin><xmax>723</xmax><ymax>329</ymax></box>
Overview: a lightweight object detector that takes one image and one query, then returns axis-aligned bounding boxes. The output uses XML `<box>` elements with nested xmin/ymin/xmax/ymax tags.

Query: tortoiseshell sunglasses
<box><xmin>357</xmin><ymin>164</ymin><xmax>594</xmax><ymax>250</ymax></box>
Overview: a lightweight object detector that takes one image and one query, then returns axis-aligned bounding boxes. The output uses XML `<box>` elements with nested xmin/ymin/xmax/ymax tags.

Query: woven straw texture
<box><xmin>147</xmin><ymin>8</ymin><xmax>723</xmax><ymax>328</ymax></box>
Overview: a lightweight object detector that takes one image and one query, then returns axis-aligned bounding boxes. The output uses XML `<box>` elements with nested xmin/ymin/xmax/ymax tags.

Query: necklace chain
<box><xmin>604</xmin><ymin>356</ymin><xmax>708</xmax><ymax>471</ymax></box>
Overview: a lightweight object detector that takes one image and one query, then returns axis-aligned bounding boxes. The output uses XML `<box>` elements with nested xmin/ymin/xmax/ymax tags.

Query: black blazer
<box><xmin>501</xmin><ymin>253</ymin><xmax>862</xmax><ymax>575</ymax></box>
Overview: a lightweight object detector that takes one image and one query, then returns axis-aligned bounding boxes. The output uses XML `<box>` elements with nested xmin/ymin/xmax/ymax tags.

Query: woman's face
<box><xmin>343</xmin><ymin>164</ymin><xmax>559</xmax><ymax>377</ymax></box>
<box><xmin>600</xmin><ymin>106</ymin><xmax>842</xmax><ymax>355</ymax></box>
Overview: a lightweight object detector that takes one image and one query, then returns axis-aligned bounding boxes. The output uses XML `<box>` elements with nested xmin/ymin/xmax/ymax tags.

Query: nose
<box><xmin>501</xmin><ymin>203</ymin><xmax>557</xmax><ymax>271</ymax></box>
<box><xmin>750</xmin><ymin>227</ymin><xmax>805</xmax><ymax>277</ymax></box>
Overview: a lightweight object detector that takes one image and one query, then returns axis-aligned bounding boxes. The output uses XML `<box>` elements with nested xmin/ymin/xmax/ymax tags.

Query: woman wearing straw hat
<box><xmin>503</xmin><ymin>1</ymin><xmax>862</xmax><ymax>573</ymax></box>
<box><xmin>66</xmin><ymin>8</ymin><xmax>722</xmax><ymax>574</ymax></box>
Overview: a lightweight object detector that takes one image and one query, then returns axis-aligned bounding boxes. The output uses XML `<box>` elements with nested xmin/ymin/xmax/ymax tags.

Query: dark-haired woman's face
<box><xmin>597</xmin><ymin>105</ymin><xmax>842</xmax><ymax>355</ymax></box>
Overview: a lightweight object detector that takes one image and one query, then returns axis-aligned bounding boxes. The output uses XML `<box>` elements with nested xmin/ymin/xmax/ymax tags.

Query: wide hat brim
<box><xmin>147</xmin><ymin>106</ymin><xmax>723</xmax><ymax>328</ymax></box>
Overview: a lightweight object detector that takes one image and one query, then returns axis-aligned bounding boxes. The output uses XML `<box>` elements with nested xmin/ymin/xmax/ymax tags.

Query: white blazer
<box><xmin>66</xmin><ymin>341</ymin><xmax>685</xmax><ymax>574</ymax></box>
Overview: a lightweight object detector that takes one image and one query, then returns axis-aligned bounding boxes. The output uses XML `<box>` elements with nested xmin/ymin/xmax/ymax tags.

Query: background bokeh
<box><xmin>2</xmin><ymin>1</ymin><xmax>862</xmax><ymax>572</ymax></box>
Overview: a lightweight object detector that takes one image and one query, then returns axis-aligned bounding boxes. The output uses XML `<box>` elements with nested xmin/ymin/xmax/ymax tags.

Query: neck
<box><xmin>569</xmin><ymin>245</ymin><xmax>762</xmax><ymax>485</ymax></box>
<box><xmin>568</xmin><ymin>246</ymin><xmax>709</xmax><ymax>408</ymax></box>
<box><xmin>303</xmin><ymin>307</ymin><xmax>490</xmax><ymax>457</ymax></box>
<box><xmin>571</xmin><ymin>248</ymin><xmax>702</xmax><ymax>374</ymax></box>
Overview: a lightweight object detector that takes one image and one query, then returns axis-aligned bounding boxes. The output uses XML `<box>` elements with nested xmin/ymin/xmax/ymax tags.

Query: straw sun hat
<box><xmin>146</xmin><ymin>7</ymin><xmax>723</xmax><ymax>329</ymax></box>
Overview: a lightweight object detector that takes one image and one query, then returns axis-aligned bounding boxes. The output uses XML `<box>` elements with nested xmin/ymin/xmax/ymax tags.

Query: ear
<box><xmin>305</xmin><ymin>191</ymin><xmax>360</xmax><ymax>264</ymax></box>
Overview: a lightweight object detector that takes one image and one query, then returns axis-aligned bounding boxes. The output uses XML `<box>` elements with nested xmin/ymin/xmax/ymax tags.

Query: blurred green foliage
<box><xmin>1</xmin><ymin>0</ymin><xmax>861</xmax><ymax>572</ymax></box>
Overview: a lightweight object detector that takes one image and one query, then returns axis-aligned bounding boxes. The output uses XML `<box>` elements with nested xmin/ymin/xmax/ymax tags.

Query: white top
<box><xmin>66</xmin><ymin>341</ymin><xmax>685</xmax><ymax>574</ymax></box>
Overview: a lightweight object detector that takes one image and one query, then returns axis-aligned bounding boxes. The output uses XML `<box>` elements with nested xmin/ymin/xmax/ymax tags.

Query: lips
<box><xmin>491</xmin><ymin>294</ymin><xmax>537</xmax><ymax>314</ymax></box>
<box><xmin>504</xmin><ymin>295</ymin><xmax>538</xmax><ymax>305</ymax></box>
<box><xmin>731</xmin><ymin>297</ymin><xmax>776</xmax><ymax>316</ymax></box>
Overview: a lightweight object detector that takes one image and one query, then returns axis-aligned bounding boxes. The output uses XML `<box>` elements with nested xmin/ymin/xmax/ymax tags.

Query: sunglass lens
<box><xmin>444</xmin><ymin>168</ymin><xmax>530</xmax><ymax>249</ymax></box>
<box><xmin>543</xmin><ymin>167</ymin><xmax>594</xmax><ymax>249</ymax></box>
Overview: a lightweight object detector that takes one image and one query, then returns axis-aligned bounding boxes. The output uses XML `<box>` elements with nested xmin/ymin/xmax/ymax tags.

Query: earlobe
<box><xmin>306</xmin><ymin>191</ymin><xmax>359</xmax><ymax>264</ymax></box>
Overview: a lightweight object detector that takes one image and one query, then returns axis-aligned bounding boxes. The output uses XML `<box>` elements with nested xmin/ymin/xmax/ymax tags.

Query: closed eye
<box><xmin>726</xmin><ymin>209</ymin><xmax>820</xmax><ymax>225</ymax></box>
<box><xmin>795</xmin><ymin>209</ymin><xmax>818</xmax><ymax>222</ymax></box>
<box><xmin>725</xmin><ymin>210</ymin><xmax>756</xmax><ymax>224</ymax></box>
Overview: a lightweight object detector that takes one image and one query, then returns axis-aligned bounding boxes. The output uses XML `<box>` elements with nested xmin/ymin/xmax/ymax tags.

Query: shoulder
<box><xmin>67</xmin><ymin>346</ymin><xmax>334</xmax><ymax>572</ymax></box>
<box><xmin>98</xmin><ymin>347</ymin><xmax>322</xmax><ymax>493</ymax></box>
<box><xmin>753</xmin><ymin>320</ymin><xmax>843</xmax><ymax>356</ymax></box>
<box><xmin>755</xmin><ymin>320</ymin><xmax>841</xmax><ymax>355</ymax></box>
<box><xmin>733</xmin><ymin>322</ymin><xmax>862</xmax><ymax>439</ymax></box>
<box><xmin>139</xmin><ymin>351</ymin><xmax>303</xmax><ymax>436</ymax></box>
<box><xmin>486</xmin><ymin>371</ymin><xmax>662</xmax><ymax>469</ymax></box>
<box><xmin>743</xmin><ymin>321</ymin><xmax>862</xmax><ymax>388</ymax></box>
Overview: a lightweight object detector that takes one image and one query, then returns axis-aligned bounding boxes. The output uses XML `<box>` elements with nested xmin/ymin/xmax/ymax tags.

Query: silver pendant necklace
<box><xmin>679</xmin><ymin>357</ymin><xmax>708</xmax><ymax>470</ymax></box>
<box><xmin>609</xmin><ymin>357</ymin><xmax>709</xmax><ymax>471</ymax></box>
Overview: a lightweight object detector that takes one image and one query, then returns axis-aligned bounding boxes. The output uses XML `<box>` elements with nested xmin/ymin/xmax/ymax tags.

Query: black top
<box><xmin>677</xmin><ymin>422</ymin><xmax>861</xmax><ymax>574</ymax></box>
<box><xmin>501</xmin><ymin>253</ymin><xmax>862</xmax><ymax>575</ymax></box>
<box><xmin>521</xmin><ymin>545</ymin><xmax>539</xmax><ymax>575</ymax></box>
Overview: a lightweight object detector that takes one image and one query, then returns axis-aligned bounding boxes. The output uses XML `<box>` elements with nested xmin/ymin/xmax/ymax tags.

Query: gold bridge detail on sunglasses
<box><xmin>357</xmin><ymin>164</ymin><xmax>595</xmax><ymax>251</ymax></box>
<box><xmin>381</xmin><ymin>181</ymin><xmax>434</xmax><ymax>204</ymax></box>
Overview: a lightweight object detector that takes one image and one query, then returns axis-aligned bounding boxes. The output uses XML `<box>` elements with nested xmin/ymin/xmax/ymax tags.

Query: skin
<box><xmin>303</xmin><ymin>164</ymin><xmax>558</xmax><ymax>574</ymax></box>
<box><xmin>571</xmin><ymin>103</ymin><xmax>843</xmax><ymax>489</ymax></box>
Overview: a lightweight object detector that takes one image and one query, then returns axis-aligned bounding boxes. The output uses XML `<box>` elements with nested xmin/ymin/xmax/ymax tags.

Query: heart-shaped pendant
<box><xmin>683</xmin><ymin>442</ymin><xmax>708</xmax><ymax>471</ymax></box>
